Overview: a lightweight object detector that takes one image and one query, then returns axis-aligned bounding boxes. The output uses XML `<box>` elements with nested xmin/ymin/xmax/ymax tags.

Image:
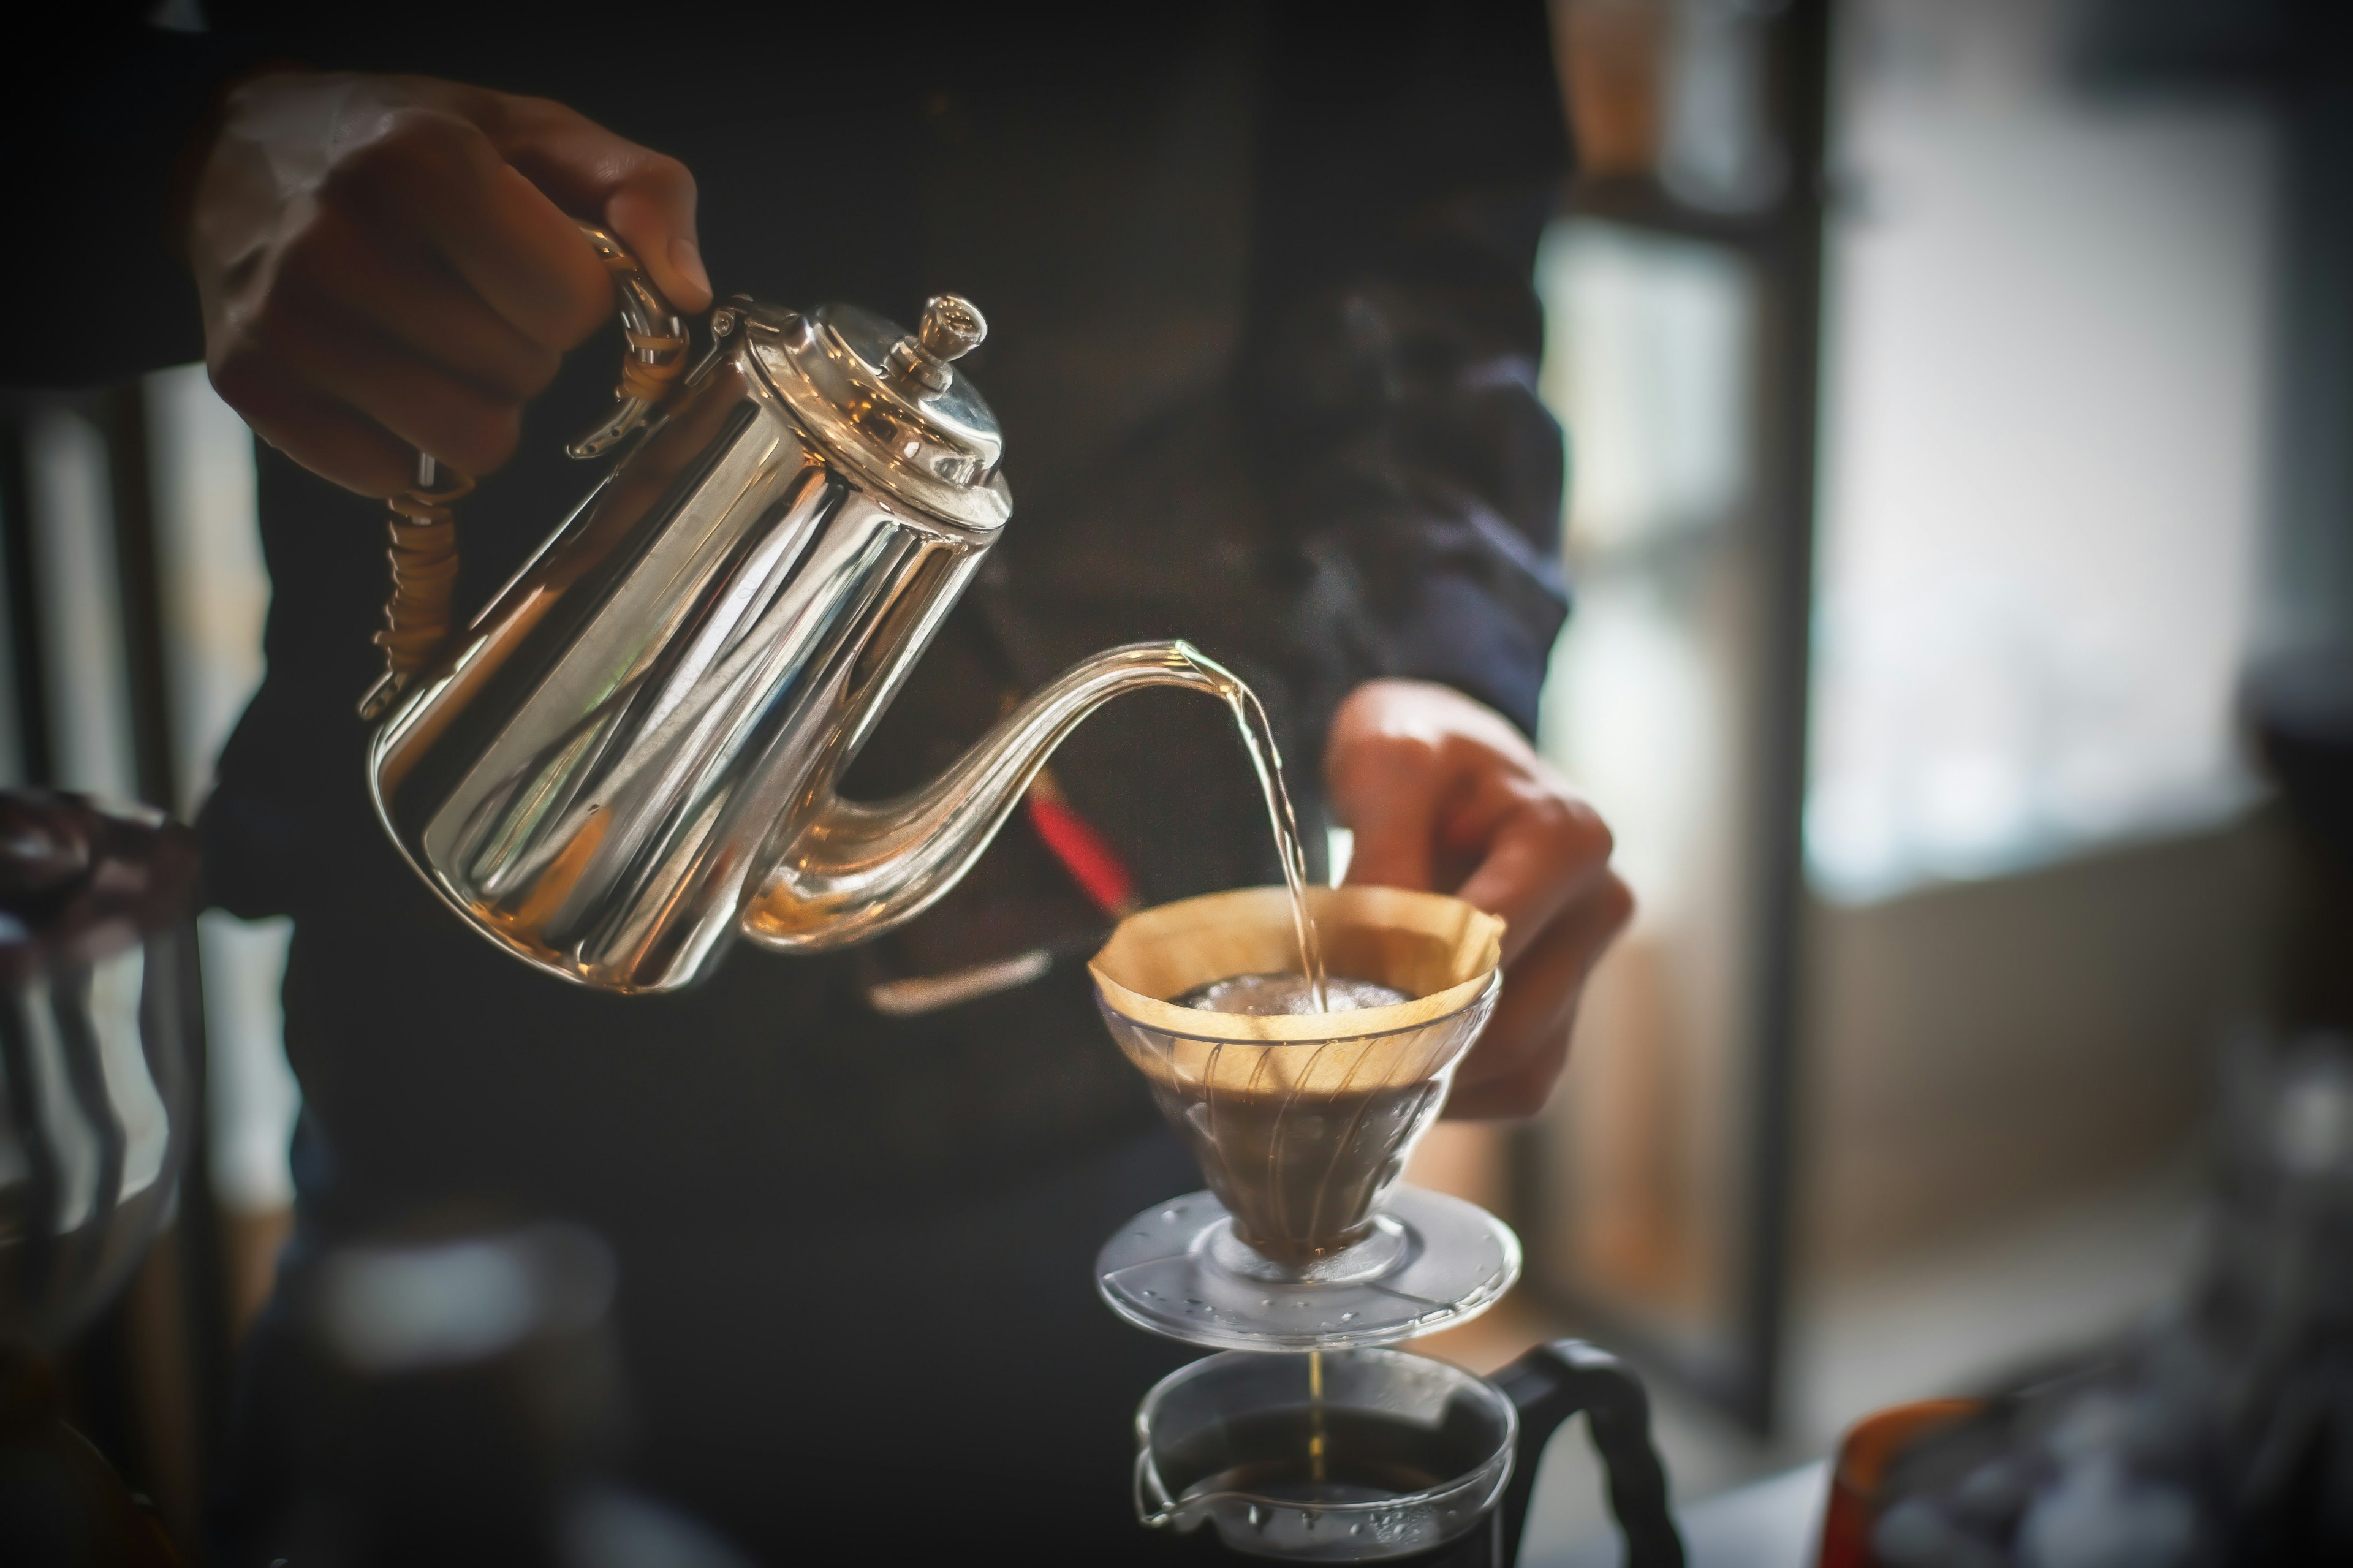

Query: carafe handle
<box><xmin>358</xmin><ymin>224</ymin><xmax>689</xmax><ymax>720</ymax></box>
<box><xmin>1491</xmin><ymin>1339</ymin><xmax>1684</xmax><ymax>1568</ymax></box>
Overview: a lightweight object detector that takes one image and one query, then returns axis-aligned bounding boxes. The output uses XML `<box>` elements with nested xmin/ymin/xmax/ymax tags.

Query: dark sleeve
<box><xmin>3</xmin><ymin>7</ymin><xmax>280</xmax><ymax>388</ymax></box>
<box><xmin>1242</xmin><ymin>1</ymin><xmax>1574</xmax><ymax>738</ymax></box>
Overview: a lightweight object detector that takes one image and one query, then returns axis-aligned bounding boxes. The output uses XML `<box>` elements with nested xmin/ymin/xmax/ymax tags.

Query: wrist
<box><xmin>167</xmin><ymin>62</ymin><xmax>311</xmax><ymax>267</ymax></box>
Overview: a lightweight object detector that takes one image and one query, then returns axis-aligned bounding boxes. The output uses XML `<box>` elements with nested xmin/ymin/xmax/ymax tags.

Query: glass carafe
<box><xmin>1135</xmin><ymin>1341</ymin><xmax>1683</xmax><ymax>1565</ymax></box>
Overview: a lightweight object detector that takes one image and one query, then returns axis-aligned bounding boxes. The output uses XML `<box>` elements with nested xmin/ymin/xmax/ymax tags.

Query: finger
<box><xmin>1451</xmin><ymin>782</ymin><xmax>1616</xmax><ymax>965</ymax></box>
<box><xmin>481</xmin><ymin>95</ymin><xmax>713</xmax><ymax>313</ymax></box>
<box><xmin>1444</xmin><ymin>1055</ymin><xmax>1567</xmax><ymax>1124</ymax></box>
<box><xmin>1456</xmin><ymin>903</ymin><xmax>1596</xmax><ymax>1097</ymax></box>
<box><xmin>339</xmin><ymin>107</ymin><xmax>613</xmax><ymax>351</ymax></box>
<box><xmin>1490</xmin><ymin>869</ymin><xmax>1632</xmax><ymax>1057</ymax></box>
<box><xmin>1444</xmin><ymin>871</ymin><xmax>1633</xmax><ymax>1119</ymax></box>
<box><xmin>1336</xmin><ymin>748</ymin><xmax>1448</xmax><ymax>892</ymax></box>
<box><xmin>282</xmin><ymin>202</ymin><xmax>562</xmax><ymax>401</ymax></box>
<box><xmin>253</xmin><ymin>291</ymin><xmax>525</xmax><ymax>477</ymax></box>
<box><xmin>211</xmin><ymin>358</ymin><xmax>415</xmax><ymax>497</ymax></box>
<box><xmin>600</xmin><ymin>159</ymin><xmax>711</xmax><ymax>313</ymax></box>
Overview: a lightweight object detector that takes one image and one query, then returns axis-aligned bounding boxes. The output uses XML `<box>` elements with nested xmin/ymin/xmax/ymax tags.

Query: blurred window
<box><xmin>23</xmin><ymin>410</ymin><xmax>140</xmax><ymax>800</ymax></box>
<box><xmin>146</xmin><ymin>366</ymin><xmax>300</xmax><ymax>1216</ymax></box>
<box><xmin>5</xmin><ymin>376</ymin><xmax>298</xmax><ymax>1216</ymax></box>
<box><xmin>1540</xmin><ymin>221</ymin><xmax>1754</xmax><ymax>930</ymax></box>
<box><xmin>1534</xmin><ymin>215</ymin><xmax>1763</xmax><ymax>1355</ymax></box>
<box><xmin>1806</xmin><ymin>0</ymin><xmax>2278</xmax><ymax>901</ymax></box>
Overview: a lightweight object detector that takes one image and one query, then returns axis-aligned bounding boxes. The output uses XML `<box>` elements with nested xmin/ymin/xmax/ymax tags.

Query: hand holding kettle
<box><xmin>183</xmin><ymin>70</ymin><xmax>713</xmax><ymax>497</ymax></box>
<box><xmin>173</xmin><ymin>67</ymin><xmax>1631</xmax><ymax>1075</ymax></box>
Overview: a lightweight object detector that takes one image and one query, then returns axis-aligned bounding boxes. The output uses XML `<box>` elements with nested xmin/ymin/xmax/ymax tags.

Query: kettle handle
<box><xmin>358</xmin><ymin>224</ymin><xmax>691</xmax><ymax>721</ymax></box>
<box><xmin>1490</xmin><ymin>1339</ymin><xmax>1685</xmax><ymax>1567</ymax></box>
<box><xmin>564</xmin><ymin>223</ymin><xmax>691</xmax><ymax>459</ymax></box>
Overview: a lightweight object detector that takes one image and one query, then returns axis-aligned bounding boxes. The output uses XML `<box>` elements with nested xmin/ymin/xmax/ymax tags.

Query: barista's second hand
<box><xmin>1308</xmin><ymin>1348</ymin><xmax>1328</xmax><ymax>1483</ymax></box>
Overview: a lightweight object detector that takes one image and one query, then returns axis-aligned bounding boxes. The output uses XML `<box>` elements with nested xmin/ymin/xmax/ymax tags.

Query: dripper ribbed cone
<box><xmin>1091</xmin><ymin>886</ymin><xmax>1521</xmax><ymax>1350</ymax></box>
<box><xmin>1093</xmin><ymin>886</ymin><xmax>1502</xmax><ymax>1260</ymax></box>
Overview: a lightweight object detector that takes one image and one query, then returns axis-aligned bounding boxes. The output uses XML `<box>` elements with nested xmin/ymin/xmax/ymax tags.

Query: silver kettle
<box><xmin>365</xmin><ymin>227</ymin><xmax>1235</xmax><ymax>994</ymax></box>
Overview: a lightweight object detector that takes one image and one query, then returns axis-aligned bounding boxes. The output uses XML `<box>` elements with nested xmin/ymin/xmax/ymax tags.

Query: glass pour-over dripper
<box><xmin>1091</xmin><ymin>886</ymin><xmax>1520</xmax><ymax>1350</ymax></box>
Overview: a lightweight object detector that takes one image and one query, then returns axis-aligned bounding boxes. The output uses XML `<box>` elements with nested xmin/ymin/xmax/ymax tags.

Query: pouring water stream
<box><xmin>1205</xmin><ymin>673</ymin><xmax>1330</xmax><ymax>1013</ymax></box>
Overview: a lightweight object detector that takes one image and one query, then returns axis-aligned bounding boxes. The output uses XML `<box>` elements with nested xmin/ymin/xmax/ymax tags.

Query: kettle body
<box><xmin>365</xmin><ymin>248</ymin><xmax>1233</xmax><ymax>995</ymax></box>
<box><xmin>368</xmin><ymin>295</ymin><xmax>1012</xmax><ymax>993</ymax></box>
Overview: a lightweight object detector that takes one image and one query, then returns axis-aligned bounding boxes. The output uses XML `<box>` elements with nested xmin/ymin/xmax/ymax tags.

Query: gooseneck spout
<box><xmin>740</xmin><ymin>641</ymin><xmax>1237</xmax><ymax>951</ymax></box>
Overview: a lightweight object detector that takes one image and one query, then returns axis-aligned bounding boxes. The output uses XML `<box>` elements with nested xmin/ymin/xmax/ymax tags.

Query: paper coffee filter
<box><xmin>1093</xmin><ymin>886</ymin><xmax>1506</xmax><ymax>1268</ymax></box>
<box><xmin>1090</xmin><ymin>885</ymin><xmax>1504</xmax><ymax>1044</ymax></box>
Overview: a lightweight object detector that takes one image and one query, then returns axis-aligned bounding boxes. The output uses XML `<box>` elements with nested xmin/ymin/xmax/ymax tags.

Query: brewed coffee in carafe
<box><xmin>1155</xmin><ymin>1404</ymin><xmax>1487</xmax><ymax>1510</ymax></box>
<box><xmin>1132</xmin><ymin>1344</ymin><xmax>1686</xmax><ymax>1566</ymax></box>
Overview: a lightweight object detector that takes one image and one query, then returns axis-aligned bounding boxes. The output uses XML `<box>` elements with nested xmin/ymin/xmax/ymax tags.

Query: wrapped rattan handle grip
<box><xmin>565</xmin><ymin>223</ymin><xmax>689</xmax><ymax>459</ymax></box>
<box><xmin>358</xmin><ymin>225</ymin><xmax>691</xmax><ymax>722</ymax></box>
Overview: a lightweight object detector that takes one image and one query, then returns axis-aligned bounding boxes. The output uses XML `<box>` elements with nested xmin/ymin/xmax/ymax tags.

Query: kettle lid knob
<box><xmin>887</xmin><ymin>295</ymin><xmax>987</xmax><ymax>392</ymax></box>
<box><xmin>918</xmin><ymin>296</ymin><xmax>987</xmax><ymax>363</ymax></box>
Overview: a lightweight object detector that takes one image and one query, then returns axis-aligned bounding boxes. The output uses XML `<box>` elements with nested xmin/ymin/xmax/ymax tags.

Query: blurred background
<box><xmin>0</xmin><ymin>0</ymin><xmax>2343</xmax><ymax>1561</ymax></box>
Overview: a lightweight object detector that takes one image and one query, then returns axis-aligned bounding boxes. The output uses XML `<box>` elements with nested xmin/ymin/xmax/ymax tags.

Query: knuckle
<box><xmin>334</xmin><ymin>108</ymin><xmax>477</xmax><ymax>192</ymax></box>
<box><xmin>271</xmin><ymin>206</ymin><xmax>349</xmax><ymax>285</ymax></box>
<box><xmin>535</xmin><ymin>286</ymin><xmax>610</xmax><ymax>353</ymax></box>
<box><xmin>237</xmin><ymin>298</ymin><xmax>301</xmax><ymax>362</ymax></box>
<box><xmin>1525</xmin><ymin>794</ymin><xmax>1575</xmax><ymax>833</ymax></box>
<box><xmin>379</xmin><ymin>104</ymin><xmax>477</xmax><ymax>157</ymax></box>
<box><xmin>344</xmin><ymin>448</ymin><xmax>410</xmax><ymax>499</ymax></box>
<box><xmin>1515</xmin><ymin>1068</ymin><xmax>1566</xmax><ymax>1116</ymax></box>
<box><xmin>1523</xmin><ymin>795</ymin><xmax>1586</xmax><ymax>853</ymax></box>
<box><xmin>1597</xmin><ymin>872</ymin><xmax>1635</xmax><ymax>931</ymax></box>
<box><xmin>454</xmin><ymin>406</ymin><xmax>523</xmax><ymax>474</ymax></box>
<box><xmin>206</xmin><ymin>347</ymin><xmax>267</xmax><ymax>412</ymax></box>
<box><xmin>1435</xmin><ymin>732</ymin><xmax>1485</xmax><ymax>772</ymax></box>
<box><xmin>560</xmin><ymin>269</ymin><xmax>615</xmax><ymax>334</ymax></box>
<box><xmin>210</xmin><ymin>303</ymin><xmax>292</xmax><ymax>392</ymax></box>
<box><xmin>1474</xmin><ymin>1057</ymin><xmax>1564</xmax><ymax>1120</ymax></box>
<box><xmin>1544</xmin><ymin>795</ymin><xmax>1613</xmax><ymax>862</ymax></box>
<box><xmin>492</xmin><ymin>91</ymin><xmax>565</xmax><ymax>127</ymax></box>
<box><xmin>637</xmin><ymin>151</ymin><xmax>696</xmax><ymax>201</ymax></box>
<box><xmin>504</xmin><ymin>342</ymin><xmax>563</xmax><ymax>398</ymax></box>
<box><xmin>528</xmin><ymin>256</ymin><xmax>614</xmax><ymax>348</ymax></box>
<box><xmin>1365</xmin><ymin>730</ymin><xmax>1442</xmax><ymax>773</ymax></box>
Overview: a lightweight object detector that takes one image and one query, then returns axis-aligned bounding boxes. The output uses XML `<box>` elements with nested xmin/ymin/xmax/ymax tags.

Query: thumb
<box><xmin>483</xmin><ymin>97</ymin><xmax>713</xmax><ymax>314</ymax></box>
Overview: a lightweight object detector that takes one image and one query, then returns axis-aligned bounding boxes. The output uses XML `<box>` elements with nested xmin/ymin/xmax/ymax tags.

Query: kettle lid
<box><xmin>738</xmin><ymin>294</ymin><xmax>1010</xmax><ymax>530</ymax></box>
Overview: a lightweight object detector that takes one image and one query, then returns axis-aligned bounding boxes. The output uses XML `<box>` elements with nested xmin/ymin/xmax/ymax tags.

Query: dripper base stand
<box><xmin>1096</xmin><ymin>1186</ymin><xmax>1521</xmax><ymax>1352</ymax></box>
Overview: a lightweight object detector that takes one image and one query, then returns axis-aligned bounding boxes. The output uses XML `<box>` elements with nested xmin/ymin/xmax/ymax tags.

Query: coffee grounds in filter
<box><xmin>1173</xmin><ymin>973</ymin><xmax>1412</xmax><ymax>1017</ymax></box>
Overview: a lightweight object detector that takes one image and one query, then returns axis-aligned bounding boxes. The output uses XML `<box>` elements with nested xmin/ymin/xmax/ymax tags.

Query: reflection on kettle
<box><xmin>365</xmin><ymin>226</ymin><xmax>1240</xmax><ymax>994</ymax></box>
